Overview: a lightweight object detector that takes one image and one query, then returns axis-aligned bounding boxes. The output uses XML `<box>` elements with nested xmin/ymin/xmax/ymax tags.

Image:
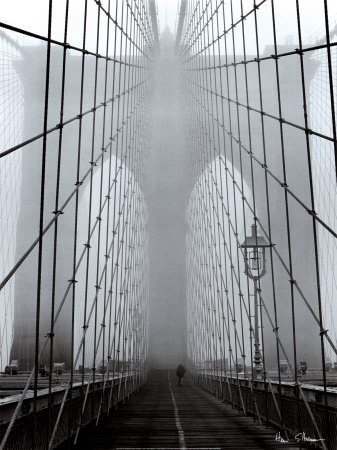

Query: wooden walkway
<box><xmin>71</xmin><ymin>370</ymin><xmax>306</xmax><ymax>449</ymax></box>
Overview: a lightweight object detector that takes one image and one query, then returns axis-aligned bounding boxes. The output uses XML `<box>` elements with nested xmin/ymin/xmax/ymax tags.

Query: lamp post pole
<box><xmin>253</xmin><ymin>278</ymin><xmax>262</xmax><ymax>376</ymax></box>
<box><xmin>241</xmin><ymin>224</ymin><xmax>270</xmax><ymax>379</ymax></box>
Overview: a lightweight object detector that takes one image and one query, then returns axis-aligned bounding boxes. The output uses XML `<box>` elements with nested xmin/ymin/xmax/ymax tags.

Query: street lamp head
<box><xmin>241</xmin><ymin>224</ymin><xmax>269</xmax><ymax>280</ymax></box>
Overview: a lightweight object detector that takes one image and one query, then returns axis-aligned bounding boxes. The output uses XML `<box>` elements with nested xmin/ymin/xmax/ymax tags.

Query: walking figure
<box><xmin>176</xmin><ymin>363</ymin><xmax>185</xmax><ymax>386</ymax></box>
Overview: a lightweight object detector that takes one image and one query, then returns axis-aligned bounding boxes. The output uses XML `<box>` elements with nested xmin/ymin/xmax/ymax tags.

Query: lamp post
<box><xmin>241</xmin><ymin>223</ymin><xmax>269</xmax><ymax>379</ymax></box>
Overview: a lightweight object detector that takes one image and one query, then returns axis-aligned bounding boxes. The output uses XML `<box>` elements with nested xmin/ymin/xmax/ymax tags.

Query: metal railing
<box><xmin>198</xmin><ymin>373</ymin><xmax>337</xmax><ymax>450</ymax></box>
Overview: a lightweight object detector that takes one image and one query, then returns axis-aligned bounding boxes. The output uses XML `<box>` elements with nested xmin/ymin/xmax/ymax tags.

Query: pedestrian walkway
<box><xmin>69</xmin><ymin>369</ymin><xmax>306</xmax><ymax>449</ymax></box>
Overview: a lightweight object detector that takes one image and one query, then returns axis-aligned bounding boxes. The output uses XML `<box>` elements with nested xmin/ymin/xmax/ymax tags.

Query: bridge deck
<box><xmin>67</xmin><ymin>370</ymin><xmax>306</xmax><ymax>449</ymax></box>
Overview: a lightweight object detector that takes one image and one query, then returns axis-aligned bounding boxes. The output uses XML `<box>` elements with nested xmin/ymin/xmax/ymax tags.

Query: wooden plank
<box><xmin>65</xmin><ymin>370</ymin><xmax>309</xmax><ymax>449</ymax></box>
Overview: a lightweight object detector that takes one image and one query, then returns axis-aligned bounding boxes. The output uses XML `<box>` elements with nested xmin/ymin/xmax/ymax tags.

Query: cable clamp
<box><xmin>68</xmin><ymin>279</ymin><xmax>78</xmax><ymax>283</ymax></box>
<box><xmin>52</xmin><ymin>210</ymin><xmax>64</xmax><ymax>215</ymax></box>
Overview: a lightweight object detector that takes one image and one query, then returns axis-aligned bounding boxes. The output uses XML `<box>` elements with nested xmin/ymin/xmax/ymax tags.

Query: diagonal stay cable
<box><xmin>50</xmin><ymin>186</ymin><xmax>136</xmax><ymax>448</ymax></box>
<box><xmin>195</xmin><ymin>151</ymin><xmax>327</xmax><ymax>447</ymax></box>
<box><xmin>0</xmin><ymin>89</ymin><xmax>149</xmax><ymax>294</ymax></box>
<box><xmin>187</xmin><ymin>90</ymin><xmax>337</xmax><ymax>354</ymax></box>
<box><xmin>1</xmin><ymin>165</ymin><xmax>135</xmax><ymax>450</ymax></box>
<box><xmin>0</xmin><ymin>78</ymin><xmax>149</xmax><ymax>160</ymax></box>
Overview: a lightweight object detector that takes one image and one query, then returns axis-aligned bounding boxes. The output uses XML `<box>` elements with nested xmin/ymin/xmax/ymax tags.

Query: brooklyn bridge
<box><xmin>0</xmin><ymin>0</ymin><xmax>337</xmax><ymax>448</ymax></box>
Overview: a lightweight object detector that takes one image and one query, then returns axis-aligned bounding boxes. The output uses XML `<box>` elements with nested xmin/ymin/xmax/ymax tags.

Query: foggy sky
<box><xmin>2</xmin><ymin>0</ymin><xmax>337</xmax><ymax>50</ymax></box>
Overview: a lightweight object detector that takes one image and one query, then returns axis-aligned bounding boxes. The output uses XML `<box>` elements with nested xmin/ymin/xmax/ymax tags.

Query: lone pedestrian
<box><xmin>176</xmin><ymin>363</ymin><xmax>185</xmax><ymax>386</ymax></box>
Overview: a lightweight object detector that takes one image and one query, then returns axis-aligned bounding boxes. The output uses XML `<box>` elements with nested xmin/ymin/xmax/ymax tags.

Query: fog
<box><xmin>2</xmin><ymin>0</ymin><xmax>337</xmax><ymax>49</ymax></box>
<box><xmin>0</xmin><ymin>0</ymin><xmax>337</xmax><ymax>375</ymax></box>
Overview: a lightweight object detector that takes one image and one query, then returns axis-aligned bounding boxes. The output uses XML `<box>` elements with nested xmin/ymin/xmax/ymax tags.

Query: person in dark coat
<box><xmin>176</xmin><ymin>364</ymin><xmax>186</xmax><ymax>386</ymax></box>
